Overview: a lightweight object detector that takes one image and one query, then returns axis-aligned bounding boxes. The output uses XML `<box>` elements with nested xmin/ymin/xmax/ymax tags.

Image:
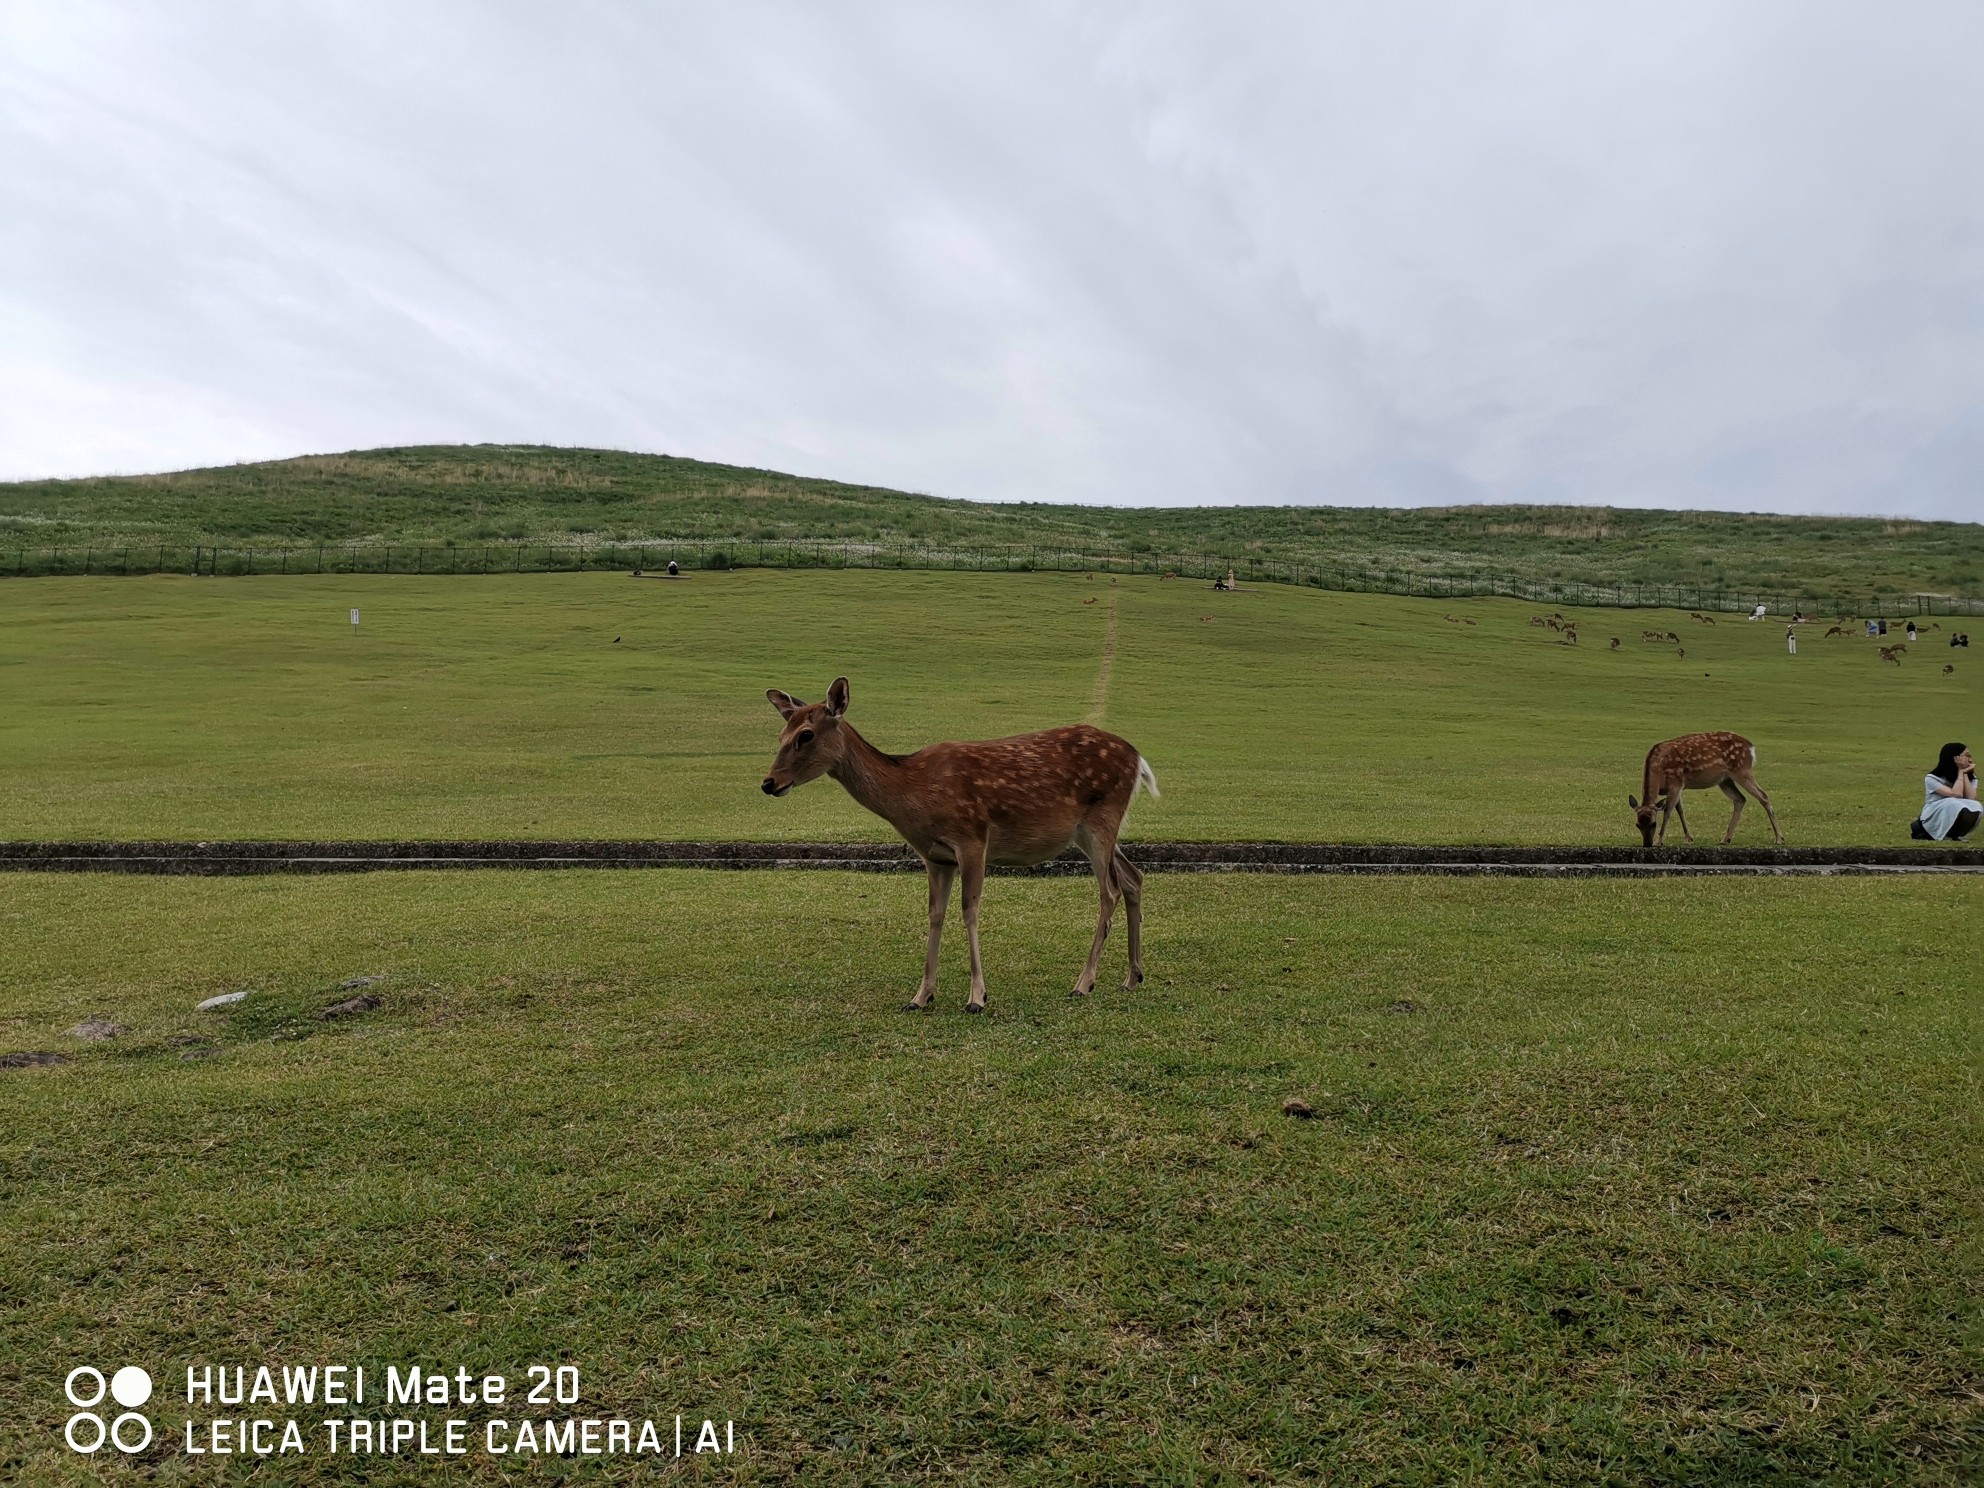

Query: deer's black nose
<box><xmin>762</xmin><ymin>777</ymin><xmax>779</xmax><ymax>794</ymax></box>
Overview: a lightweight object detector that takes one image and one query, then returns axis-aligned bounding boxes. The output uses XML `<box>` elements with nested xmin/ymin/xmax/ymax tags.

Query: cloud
<box><xmin>1</xmin><ymin>0</ymin><xmax>1977</xmax><ymax>519</ymax></box>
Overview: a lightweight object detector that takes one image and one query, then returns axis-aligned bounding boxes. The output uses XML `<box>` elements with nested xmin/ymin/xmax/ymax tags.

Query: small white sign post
<box><xmin>350</xmin><ymin>608</ymin><xmax>360</xmax><ymax>635</ymax></box>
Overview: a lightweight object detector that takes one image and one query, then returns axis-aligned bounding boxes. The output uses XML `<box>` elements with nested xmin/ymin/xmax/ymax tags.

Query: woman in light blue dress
<box><xmin>1916</xmin><ymin>742</ymin><xmax>1980</xmax><ymax>841</ymax></box>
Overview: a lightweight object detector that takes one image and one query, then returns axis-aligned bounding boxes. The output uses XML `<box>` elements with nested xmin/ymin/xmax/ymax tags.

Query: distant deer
<box><xmin>1945</xmin><ymin>664</ymin><xmax>1956</xmax><ymax>676</ymax></box>
<box><xmin>1610</xmin><ymin>637</ymin><xmax>1621</xmax><ymax>651</ymax></box>
<box><xmin>1879</xmin><ymin>646</ymin><xmax>1903</xmax><ymax>665</ymax></box>
<box><xmin>762</xmin><ymin>678</ymin><xmax>1157</xmax><ymax>1012</ymax></box>
<box><xmin>1628</xmin><ymin>731</ymin><xmax>1783</xmax><ymax>847</ymax></box>
<box><xmin>1824</xmin><ymin>625</ymin><xmax>1843</xmax><ymax>638</ymax></box>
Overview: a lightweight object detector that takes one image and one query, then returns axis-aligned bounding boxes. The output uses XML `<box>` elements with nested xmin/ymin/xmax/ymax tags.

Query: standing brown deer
<box><xmin>761</xmin><ymin>678</ymin><xmax>1157</xmax><ymax>1012</ymax></box>
<box><xmin>1628</xmin><ymin>731</ymin><xmax>1783</xmax><ymax>847</ymax></box>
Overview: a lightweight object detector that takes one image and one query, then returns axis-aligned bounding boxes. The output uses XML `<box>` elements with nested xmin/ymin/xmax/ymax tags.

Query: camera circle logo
<box><xmin>64</xmin><ymin>1365</ymin><xmax>154</xmax><ymax>1454</ymax></box>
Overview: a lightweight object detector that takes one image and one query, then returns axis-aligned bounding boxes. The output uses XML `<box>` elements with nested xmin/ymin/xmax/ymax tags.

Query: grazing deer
<box><xmin>1879</xmin><ymin>646</ymin><xmax>1903</xmax><ymax>665</ymax></box>
<box><xmin>1945</xmin><ymin>664</ymin><xmax>1956</xmax><ymax>676</ymax></box>
<box><xmin>1664</xmin><ymin>631</ymin><xmax>1680</xmax><ymax>644</ymax></box>
<box><xmin>1529</xmin><ymin>616</ymin><xmax>1547</xmax><ymax>627</ymax></box>
<box><xmin>1824</xmin><ymin>625</ymin><xmax>1843</xmax><ymax>638</ymax></box>
<box><xmin>1610</xmin><ymin>637</ymin><xmax>1621</xmax><ymax>651</ymax></box>
<box><xmin>762</xmin><ymin>678</ymin><xmax>1157</xmax><ymax>1012</ymax></box>
<box><xmin>1628</xmin><ymin>731</ymin><xmax>1783</xmax><ymax>847</ymax></box>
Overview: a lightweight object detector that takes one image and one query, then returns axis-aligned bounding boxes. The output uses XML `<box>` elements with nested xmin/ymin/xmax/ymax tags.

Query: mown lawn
<box><xmin>1</xmin><ymin>870</ymin><xmax>1975</xmax><ymax>1484</ymax></box>
<box><xmin>1</xmin><ymin>570</ymin><xmax>1975</xmax><ymax>844</ymax></box>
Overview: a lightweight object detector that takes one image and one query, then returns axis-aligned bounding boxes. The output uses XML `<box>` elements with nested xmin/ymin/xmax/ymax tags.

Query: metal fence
<box><xmin>5</xmin><ymin>538</ymin><xmax>1980</xmax><ymax>617</ymax></box>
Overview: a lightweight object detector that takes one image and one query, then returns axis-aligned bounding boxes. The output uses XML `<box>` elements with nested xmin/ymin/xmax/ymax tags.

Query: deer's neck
<box><xmin>829</xmin><ymin>724</ymin><xmax>917</xmax><ymax>832</ymax></box>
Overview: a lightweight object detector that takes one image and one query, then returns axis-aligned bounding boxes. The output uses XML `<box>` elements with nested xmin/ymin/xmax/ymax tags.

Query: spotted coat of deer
<box><xmin>1629</xmin><ymin>731</ymin><xmax>1783</xmax><ymax>847</ymax></box>
<box><xmin>762</xmin><ymin>678</ymin><xmax>1157</xmax><ymax>1012</ymax></box>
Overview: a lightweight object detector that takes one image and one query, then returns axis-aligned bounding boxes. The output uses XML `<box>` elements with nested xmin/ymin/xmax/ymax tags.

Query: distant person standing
<box><xmin>1914</xmin><ymin>742</ymin><xmax>1981</xmax><ymax>841</ymax></box>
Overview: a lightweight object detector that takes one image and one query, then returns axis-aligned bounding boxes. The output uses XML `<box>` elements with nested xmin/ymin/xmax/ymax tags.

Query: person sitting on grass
<box><xmin>1913</xmin><ymin>742</ymin><xmax>1981</xmax><ymax>841</ymax></box>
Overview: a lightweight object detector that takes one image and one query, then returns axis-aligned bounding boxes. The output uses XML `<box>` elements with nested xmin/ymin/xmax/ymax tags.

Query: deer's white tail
<box><xmin>1135</xmin><ymin>756</ymin><xmax>1160</xmax><ymax>799</ymax></box>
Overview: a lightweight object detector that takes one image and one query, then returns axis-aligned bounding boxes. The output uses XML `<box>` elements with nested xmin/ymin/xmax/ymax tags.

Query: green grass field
<box><xmin>2</xmin><ymin>870</ymin><xmax>1976</xmax><ymax>1484</ymax></box>
<box><xmin>1</xmin><ymin>570</ymin><xmax>1975</xmax><ymax>845</ymax></box>
<box><xmin>5</xmin><ymin>444</ymin><xmax>1981</xmax><ymax>599</ymax></box>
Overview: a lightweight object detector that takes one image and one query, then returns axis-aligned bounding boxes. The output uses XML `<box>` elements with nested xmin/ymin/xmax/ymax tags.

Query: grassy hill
<box><xmin>2</xmin><ymin>444</ymin><xmax>1980</xmax><ymax>598</ymax></box>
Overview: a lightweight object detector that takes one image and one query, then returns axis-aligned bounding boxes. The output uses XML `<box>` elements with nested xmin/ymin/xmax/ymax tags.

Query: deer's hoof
<box><xmin>903</xmin><ymin>999</ymin><xmax>933</xmax><ymax>1013</ymax></box>
<box><xmin>965</xmin><ymin>1001</ymin><xmax>986</xmax><ymax>1015</ymax></box>
<box><xmin>1069</xmin><ymin>984</ymin><xmax>1091</xmax><ymax>999</ymax></box>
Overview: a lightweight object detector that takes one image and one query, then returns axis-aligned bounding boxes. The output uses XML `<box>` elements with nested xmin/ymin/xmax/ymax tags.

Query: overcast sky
<box><xmin>2</xmin><ymin>2</ymin><xmax>1978</xmax><ymax>518</ymax></box>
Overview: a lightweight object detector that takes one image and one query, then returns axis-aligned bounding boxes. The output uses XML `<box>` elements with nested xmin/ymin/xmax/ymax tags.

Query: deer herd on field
<box><xmin>757</xmin><ymin>600</ymin><xmax>1965</xmax><ymax>1011</ymax></box>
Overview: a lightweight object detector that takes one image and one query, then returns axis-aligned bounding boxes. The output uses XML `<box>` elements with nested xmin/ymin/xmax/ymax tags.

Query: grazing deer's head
<box><xmin>1628</xmin><ymin>795</ymin><xmax>1658</xmax><ymax>846</ymax></box>
<box><xmin>762</xmin><ymin>677</ymin><xmax>851</xmax><ymax>796</ymax></box>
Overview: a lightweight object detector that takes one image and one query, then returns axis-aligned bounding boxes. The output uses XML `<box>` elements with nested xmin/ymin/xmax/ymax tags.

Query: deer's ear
<box><xmin>767</xmin><ymin>689</ymin><xmax>803</xmax><ymax>719</ymax></box>
<box><xmin>1627</xmin><ymin>795</ymin><xmax>1638</xmax><ymax>809</ymax></box>
<box><xmin>825</xmin><ymin>676</ymin><xmax>850</xmax><ymax>717</ymax></box>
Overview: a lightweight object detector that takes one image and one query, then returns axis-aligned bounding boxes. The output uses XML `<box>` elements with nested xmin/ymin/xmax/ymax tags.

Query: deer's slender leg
<box><xmin>1735</xmin><ymin>768</ymin><xmax>1784</xmax><ymax>845</ymax></box>
<box><xmin>1718</xmin><ymin>778</ymin><xmax>1746</xmax><ymax>844</ymax></box>
<box><xmin>1070</xmin><ymin>824</ymin><xmax>1119</xmax><ymax>998</ymax></box>
<box><xmin>908</xmin><ymin>859</ymin><xmax>954</xmax><ymax>1011</ymax></box>
<box><xmin>1671</xmin><ymin>788</ymin><xmax>1694</xmax><ymax>843</ymax></box>
<box><xmin>1113</xmin><ymin>849</ymin><xmax>1144</xmax><ymax>990</ymax></box>
<box><xmin>960</xmin><ymin>841</ymin><xmax>991</xmax><ymax>1013</ymax></box>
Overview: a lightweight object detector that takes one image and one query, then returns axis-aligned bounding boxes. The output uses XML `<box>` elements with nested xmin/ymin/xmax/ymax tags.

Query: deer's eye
<box><xmin>796</xmin><ymin>729</ymin><xmax>815</xmax><ymax>746</ymax></box>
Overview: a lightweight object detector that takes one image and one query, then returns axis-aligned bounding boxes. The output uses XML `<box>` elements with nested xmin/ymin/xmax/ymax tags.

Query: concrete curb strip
<box><xmin>3</xmin><ymin>841</ymin><xmax>1978</xmax><ymax>876</ymax></box>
